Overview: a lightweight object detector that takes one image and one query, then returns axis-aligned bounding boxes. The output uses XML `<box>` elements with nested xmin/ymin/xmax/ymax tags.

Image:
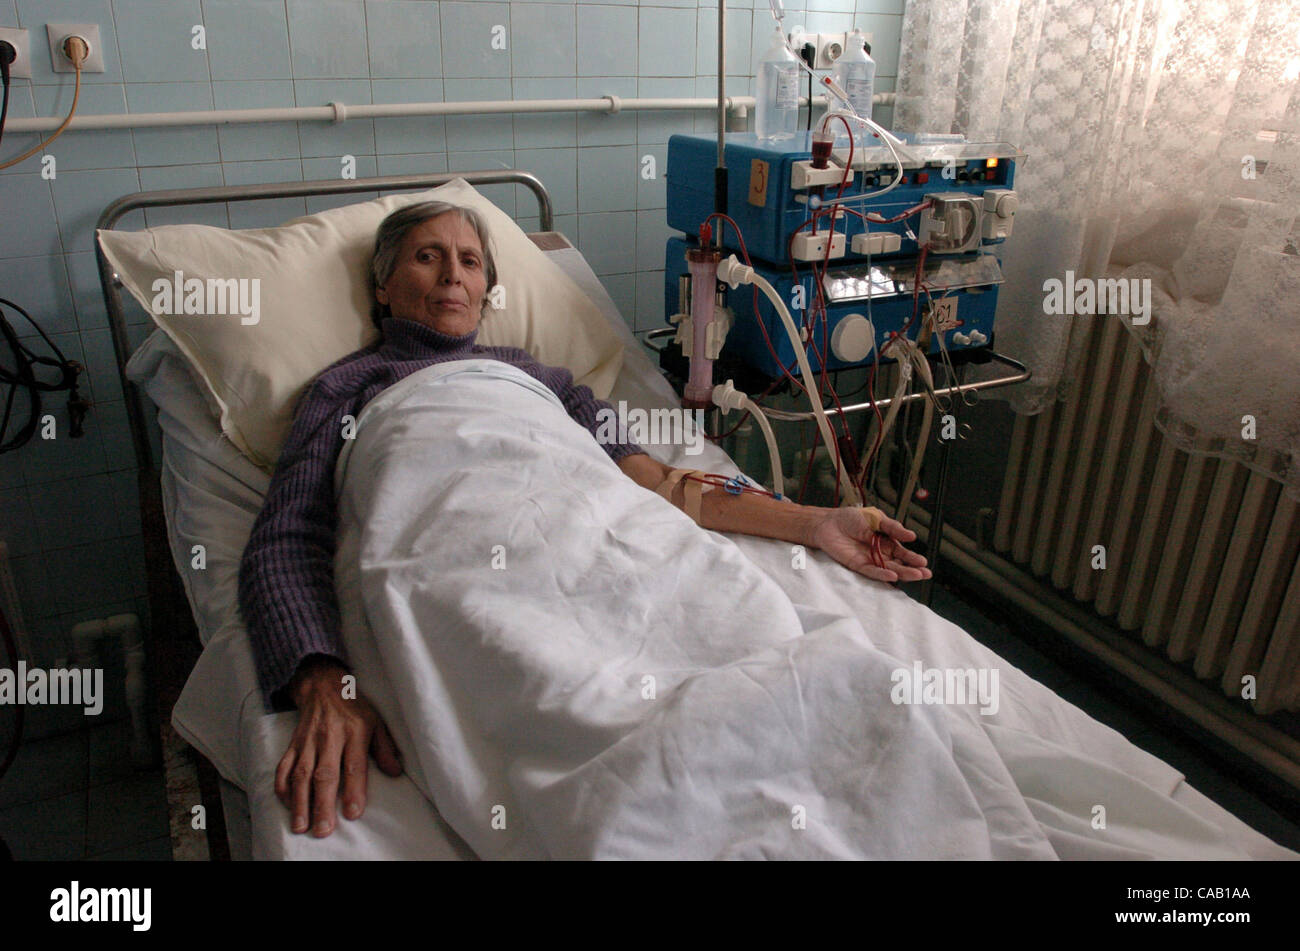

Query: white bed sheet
<box><xmin>127</xmin><ymin>246</ymin><xmax>1295</xmax><ymax>860</ymax></box>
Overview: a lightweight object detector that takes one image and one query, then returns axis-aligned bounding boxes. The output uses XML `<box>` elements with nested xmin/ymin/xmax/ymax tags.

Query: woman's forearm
<box><xmin>239</xmin><ymin>386</ymin><xmax>356</xmax><ymax>710</ymax></box>
<box><xmin>618</xmin><ymin>454</ymin><xmax>824</xmax><ymax>547</ymax></box>
<box><xmin>695</xmin><ymin>487</ymin><xmax>823</xmax><ymax>547</ymax></box>
<box><xmin>617</xmin><ymin>455</ymin><xmax>928</xmax><ymax>583</ymax></box>
<box><xmin>240</xmin><ymin>499</ymin><xmax>350</xmax><ymax>709</ymax></box>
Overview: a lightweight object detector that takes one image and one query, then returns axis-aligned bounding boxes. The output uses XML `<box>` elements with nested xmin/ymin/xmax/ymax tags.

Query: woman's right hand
<box><xmin>277</xmin><ymin>656</ymin><xmax>404</xmax><ymax>837</ymax></box>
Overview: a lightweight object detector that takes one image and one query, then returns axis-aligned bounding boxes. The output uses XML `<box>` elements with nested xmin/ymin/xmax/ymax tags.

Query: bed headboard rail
<box><xmin>93</xmin><ymin>170</ymin><xmax>554</xmax><ymax>475</ymax></box>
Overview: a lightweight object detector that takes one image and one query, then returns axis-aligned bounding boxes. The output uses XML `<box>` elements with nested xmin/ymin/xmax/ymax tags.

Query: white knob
<box><xmin>995</xmin><ymin>193</ymin><xmax>1018</xmax><ymax>218</ymax></box>
<box><xmin>831</xmin><ymin>313</ymin><xmax>876</xmax><ymax>363</ymax></box>
<box><xmin>953</xmin><ymin>332</ymin><xmax>971</xmax><ymax>346</ymax></box>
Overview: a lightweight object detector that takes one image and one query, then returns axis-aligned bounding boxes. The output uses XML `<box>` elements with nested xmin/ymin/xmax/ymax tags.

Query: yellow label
<box><xmin>748</xmin><ymin>159</ymin><xmax>770</xmax><ymax>207</ymax></box>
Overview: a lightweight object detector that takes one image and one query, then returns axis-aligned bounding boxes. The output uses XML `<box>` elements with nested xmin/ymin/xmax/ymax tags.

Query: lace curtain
<box><xmin>894</xmin><ymin>0</ymin><xmax>1300</xmax><ymax>499</ymax></box>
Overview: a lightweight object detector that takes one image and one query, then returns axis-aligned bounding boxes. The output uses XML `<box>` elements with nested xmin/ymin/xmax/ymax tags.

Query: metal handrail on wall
<box><xmin>5</xmin><ymin>93</ymin><xmax>895</xmax><ymax>134</ymax></box>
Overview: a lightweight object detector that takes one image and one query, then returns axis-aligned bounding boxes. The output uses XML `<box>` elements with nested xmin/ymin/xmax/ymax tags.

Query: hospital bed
<box><xmin>97</xmin><ymin>171</ymin><xmax>1296</xmax><ymax>860</ymax></box>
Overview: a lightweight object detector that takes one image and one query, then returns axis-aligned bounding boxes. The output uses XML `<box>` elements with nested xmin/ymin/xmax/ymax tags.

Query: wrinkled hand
<box><xmin>809</xmin><ymin>505</ymin><xmax>932</xmax><ymax>583</ymax></box>
<box><xmin>278</xmin><ymin>657</ymin><xmax>403</xmax><ymax>837</ymax></box>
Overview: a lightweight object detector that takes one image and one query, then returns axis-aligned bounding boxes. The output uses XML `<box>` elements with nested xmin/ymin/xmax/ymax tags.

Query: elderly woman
<box><xmin>238</xmin><ymin>200</ymin><xmax>930</xmax><ymax>840</ymax></box>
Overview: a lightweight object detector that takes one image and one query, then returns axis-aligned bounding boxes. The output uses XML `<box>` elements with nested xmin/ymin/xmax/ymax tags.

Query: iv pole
<box><xmin>715</xmin><ymin>0</ymin><xmax>727</xmax><ymax>245</ymax></box>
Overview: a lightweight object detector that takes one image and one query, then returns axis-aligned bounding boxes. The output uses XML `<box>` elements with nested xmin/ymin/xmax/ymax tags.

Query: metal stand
<box><xmin>642</xmin><ymin>333</ymin><xmax>1029</xmax><ymax>424</ymax></box>
<box><xmin>913</xmin><ymin>362</ymin><xmax>963</xmax><ymax>607</ymax></box>
<box><xmin>751</xmin><ymin>349</ymin><xmax>1029</xmax><ymax>422</ymax></box>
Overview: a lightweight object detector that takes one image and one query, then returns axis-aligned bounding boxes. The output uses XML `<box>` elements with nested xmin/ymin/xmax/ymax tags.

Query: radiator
<box><xmin>993</xmin><ymin>317</ymin><xmax>1300</xmax><ymax>716</ymax></box>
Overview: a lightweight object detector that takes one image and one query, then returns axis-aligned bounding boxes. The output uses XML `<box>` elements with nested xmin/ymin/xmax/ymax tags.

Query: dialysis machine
<box><xmin>663</xmin><ymin>131</ymin><xmax>1023</xmax><ymax>382</ymax></box>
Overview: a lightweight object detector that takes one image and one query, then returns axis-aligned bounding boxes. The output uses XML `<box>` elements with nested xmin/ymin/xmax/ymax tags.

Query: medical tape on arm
<box><xmin>654</xmin><ymin>468</ymin><xmax>715</xmax><ymax>523</ymax></box>
<box><xmin>859</xmin><ymin>505</ymin><xmax>885</xmax><ymax>534</ymax></box>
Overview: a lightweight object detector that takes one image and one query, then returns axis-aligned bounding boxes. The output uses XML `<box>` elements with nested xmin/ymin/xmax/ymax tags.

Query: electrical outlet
<box><xmin>0</xmin><ymin>28</ymin><xmax>31</xmax><ymax>80</ymax></box>
<box><xmin>815</xmin><ymin>32</ymin><xmax>848</xmax><ymax>69</ymax></box>
<box><xmin>47</xmin><ymin>23</ymin><xmax>105</xmax><ymax>74</ymax></box>
<box><xmin>790</xmin><ymin>30</ymin><xmax>841</xmax><ymax>70</ymax></box>
<box><xmin>803</xmin><ymin>31</ymin><xmax>874</xmax><ymax>70</ymax></box>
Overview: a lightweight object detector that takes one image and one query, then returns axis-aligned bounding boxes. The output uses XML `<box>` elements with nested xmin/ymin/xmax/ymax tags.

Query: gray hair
<box><xmin>368</xmin><ymin>201</ymin><xmax>499</xmax><ymax>328</ymax></box>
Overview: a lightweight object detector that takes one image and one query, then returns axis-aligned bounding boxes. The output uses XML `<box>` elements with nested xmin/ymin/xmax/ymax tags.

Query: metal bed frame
<box><xmin>93</xmin><ymin>171</ymin><xmax>554</xmax><ymax>860</ymax></box>
<box><xmin>93</xmin><ymin>167</ymin><xmax>1030</xmax><ymax>858</ymax></box>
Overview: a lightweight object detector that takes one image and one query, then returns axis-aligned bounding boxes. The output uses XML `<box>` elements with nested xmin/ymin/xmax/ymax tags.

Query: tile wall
<box><xmin>0</xmin><ymin>0</ymin><xmax>905</xmax><ymax>736</ymax></box>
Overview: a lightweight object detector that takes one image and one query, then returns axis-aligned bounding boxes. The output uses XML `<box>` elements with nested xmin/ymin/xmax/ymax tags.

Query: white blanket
<box><xmin>330</xmin><ymin>359</ymin><xmax>1294</xmax><ymax>860</ymax></box>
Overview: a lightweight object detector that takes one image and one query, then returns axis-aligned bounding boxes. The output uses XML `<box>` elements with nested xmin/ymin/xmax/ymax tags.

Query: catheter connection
<box><xmin>717</xmin><ymin>255</ymin><xmax>753</xmax><ymax>288</ymax></box>
<box><xmin>713</xmin><ymin>379</ymin><xmax>786</xmax><ymax>499</ymax></box>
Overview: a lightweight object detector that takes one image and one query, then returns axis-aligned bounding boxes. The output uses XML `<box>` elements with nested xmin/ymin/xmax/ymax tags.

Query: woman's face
<box><xmin>376</xmin><ymin>212</ymin><xmax>489</xmax><ymax>336</ymax></box>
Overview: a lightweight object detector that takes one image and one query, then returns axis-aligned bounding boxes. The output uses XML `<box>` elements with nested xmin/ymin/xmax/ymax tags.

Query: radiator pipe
<box><xmin>879</xmin><ymin>482</ymin><xmax>1300</xmax><ymax>791</ymax></box>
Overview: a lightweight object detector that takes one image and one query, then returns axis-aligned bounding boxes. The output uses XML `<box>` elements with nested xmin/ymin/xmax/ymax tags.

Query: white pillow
<box><xmin>98</xmin><ymin>179</ymin><xmax>625</xmax><ymax>470</ymax></box>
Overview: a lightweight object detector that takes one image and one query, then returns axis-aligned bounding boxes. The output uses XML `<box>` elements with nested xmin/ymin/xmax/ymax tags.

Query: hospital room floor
<box><xmin>0</xmin><ymin>716</ymin><xmax>169</xmax><ymax>861</ymax></box>
<box><xmin>1</xmin><ymin>584</ymin><xmax>1298</xmax><ymax>860</ymax></box>
<box><xmin>919</xmin><ymin>580</ymin><xmax>1300</xmax><ymax>854</ymax></box>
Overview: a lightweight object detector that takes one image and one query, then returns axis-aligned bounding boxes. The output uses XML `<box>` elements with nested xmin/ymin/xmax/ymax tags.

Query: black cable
<box><xmin>800</xmin><ymin>63</ymin><xmax>811</xmax><ymax>131</ymax></box>
<box><xmin>0</xmin><ymin>602</ymin><xmax>22</xmax><ymax>789</ymax></box>
<box><xmin>799</xmin><ymin>42</ymin><xmax>816</xmax><ymax>133</ymax></box>
<box><xmin>0</xmin><ymin>41</ymin><xmax>13</xmax><ymax>148</ymax></box>
<box><xmin>0</xmin><ymin>297</ymin><xmax>88</xmax><ymax>452</ymax></box>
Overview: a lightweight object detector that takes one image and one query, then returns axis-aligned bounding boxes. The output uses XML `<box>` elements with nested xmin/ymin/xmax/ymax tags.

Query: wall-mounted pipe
<box><xmin>3</xmin><ymin>93</ymin><xmax>896</xmax><ymax>135</ymax></box>
<box><xmin>70</xmin><ymin>613</ymin><xmax>153</xmax><ymax>768</ymax></box>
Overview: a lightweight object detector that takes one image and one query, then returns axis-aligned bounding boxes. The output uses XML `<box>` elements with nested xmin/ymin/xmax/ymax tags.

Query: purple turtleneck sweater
<box><xmin>238</xmin><ymin>316</ymin><xmax>645</xmax><ymax>710</ymax></box>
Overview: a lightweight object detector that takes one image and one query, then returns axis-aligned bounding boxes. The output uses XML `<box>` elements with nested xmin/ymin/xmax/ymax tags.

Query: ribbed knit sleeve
<box><xmin>563</xmin><ymin>379</ymin><xmax>647</xmax><ymax>463</ymax></box>
<box><xmin>237</xmin><ymin>379</ymin><xmax>356</xmax><ymax>711</ymax></box>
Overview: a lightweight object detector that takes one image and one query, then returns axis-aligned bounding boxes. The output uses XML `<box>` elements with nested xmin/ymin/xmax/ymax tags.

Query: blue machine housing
<box><xmin>666</xmin><ymin>131</ymin><xmax>1018</xmax><ymax>265</ymax></box>
<box><xmin>663</xmin><ymin>237</ymin><xmax>1004</xmax><ymax>379</ymax></box>
<box><xmin>663</xmin><ymin>132</ymin><xmax>1023</xmax><ymax>378</ymax></box>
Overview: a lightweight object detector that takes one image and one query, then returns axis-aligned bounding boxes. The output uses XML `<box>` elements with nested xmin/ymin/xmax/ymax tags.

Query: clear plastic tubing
<box><xmin>685</xmin><ymin>246</ymin><xmax>722</xmax><ymax>408</ymax></box>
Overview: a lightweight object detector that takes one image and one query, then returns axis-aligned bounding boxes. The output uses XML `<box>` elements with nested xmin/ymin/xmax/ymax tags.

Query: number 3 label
<box><xmin>748</xmin><ymin>159</ymin><xmax>770</xmax><ymax>207</ymax></box>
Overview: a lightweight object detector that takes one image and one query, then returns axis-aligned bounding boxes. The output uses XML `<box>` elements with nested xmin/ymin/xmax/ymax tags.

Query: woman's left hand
<box><xmin>809</xmin><ymin>506</ymin><xmax>932</xmax><ymax>583</ymax></box>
